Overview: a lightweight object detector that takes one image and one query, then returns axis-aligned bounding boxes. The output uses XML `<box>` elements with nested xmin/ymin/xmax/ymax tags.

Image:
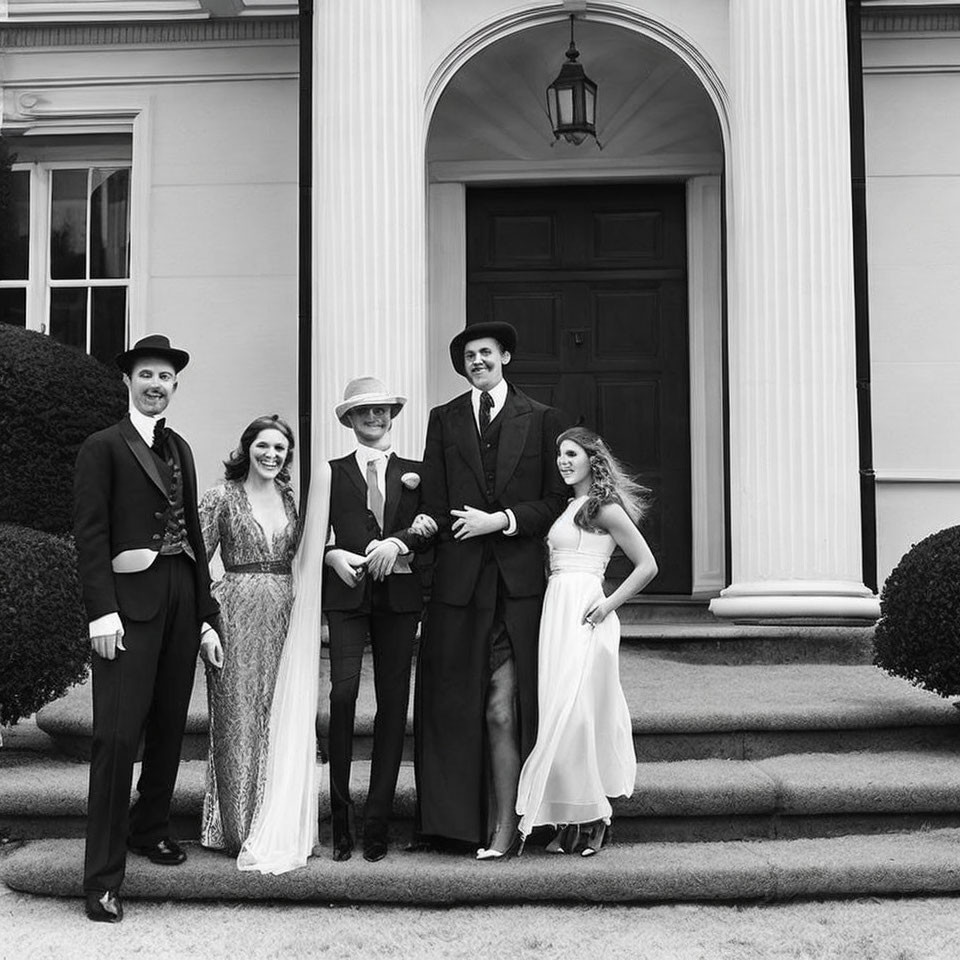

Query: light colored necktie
<box><xmin>366</xmin><ymin>458</ymin><xmax>384</xmax><ymax>530</ymax></box>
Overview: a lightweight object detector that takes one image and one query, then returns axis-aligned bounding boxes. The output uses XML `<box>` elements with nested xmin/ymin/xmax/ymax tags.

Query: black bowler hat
<box><xmin>449</xmin><ymin>322</ymin><xmax>518</xmax><ymax>377</ymax></box>
<box><xmin>116</xmin><ymin>334</ymin><xmax>190</xmax><ymax>375</ymax></box>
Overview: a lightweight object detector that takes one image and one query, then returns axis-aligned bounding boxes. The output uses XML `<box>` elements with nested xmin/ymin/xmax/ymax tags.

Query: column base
<box><xmin>709</xmin><ymin>580</ymin><xmax>880</xmax><ymax>624</ymax></box>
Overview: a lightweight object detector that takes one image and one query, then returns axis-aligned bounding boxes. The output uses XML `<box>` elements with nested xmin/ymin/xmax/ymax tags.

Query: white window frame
<box><xmin>6</xmin><ymin>157</ymin><xmax>134</xmax><ymax>354</ymax></box>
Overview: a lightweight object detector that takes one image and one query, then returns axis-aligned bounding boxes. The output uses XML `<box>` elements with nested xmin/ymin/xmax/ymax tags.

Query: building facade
<box><xmin>2</xmin><ymin>0</ymin><xmax>958</xmax><ymax>619</ymax></box>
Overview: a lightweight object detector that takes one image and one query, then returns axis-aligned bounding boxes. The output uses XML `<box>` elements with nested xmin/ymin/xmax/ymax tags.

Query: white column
<box><xmin>711</xmin><ymin>0</ymin><xmax>879</xmax><ymax>621</ymax></box>
<box><xmin>312</xmin><ymin>0</ymin><xmax>426</xmax><ymax>461</ymax></box>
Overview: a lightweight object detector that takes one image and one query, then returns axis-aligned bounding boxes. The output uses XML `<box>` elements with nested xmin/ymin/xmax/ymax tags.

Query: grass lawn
<box><xmin>2</xmin><ymin>887</ymin><xmax>958</xmax><ymax>960</ymax></box>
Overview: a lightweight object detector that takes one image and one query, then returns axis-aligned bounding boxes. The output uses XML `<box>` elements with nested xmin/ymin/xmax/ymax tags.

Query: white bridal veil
<box><xmin>237</xmin><ymin>461</ymin><xmax>331</xmax><ymax>874</ymax></box>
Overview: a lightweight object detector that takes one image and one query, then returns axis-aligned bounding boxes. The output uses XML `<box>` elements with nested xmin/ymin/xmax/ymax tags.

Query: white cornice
<box><xmin>234</xmin><ymin>0</ymin><xmax>296</xmax><ymax>15</ymax></box>
<box><xmin>3</xmin><ymin>0</ymin><xmax>209</xmax><ymax>21</ymax></box>
<box><xmin>0</xmin><ymin>0</ymin><xmax>297</xmax><ymax>19</ymax></box>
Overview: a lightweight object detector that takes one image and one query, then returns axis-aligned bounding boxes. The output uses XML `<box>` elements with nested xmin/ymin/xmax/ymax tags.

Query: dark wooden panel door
<box><xmin>466</xmin><ymin>184</ymin><xmax>691</xmax><ymax>593</ymax></box>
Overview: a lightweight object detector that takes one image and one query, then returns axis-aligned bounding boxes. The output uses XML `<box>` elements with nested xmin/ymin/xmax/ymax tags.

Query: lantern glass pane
<box><xmin>585</xmin><ymin>86</ymin><xmax>596</xmax><ymax>126</ymax></box>
<box><xmin>547</xmin><ymin>87</ymin><xmax>558</xmax><ymax>128</ymax></box>
<box><xmin>558</xmin><ymin>88</ymin><xmax>574</xmax><ymax>126</ymax></box>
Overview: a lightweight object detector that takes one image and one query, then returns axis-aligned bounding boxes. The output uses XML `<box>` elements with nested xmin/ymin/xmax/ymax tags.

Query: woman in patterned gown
<box><xmin>514</xmin><ymin>427</ymin><xmax>657</xmax><ymax>857</ymax></box>
<box><xmin>198</xmin><ymin>415</ymin><xmax>299</xmax><ymax>855</ymax></box>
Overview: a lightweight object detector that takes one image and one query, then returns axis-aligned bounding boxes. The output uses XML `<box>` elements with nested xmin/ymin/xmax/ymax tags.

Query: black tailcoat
<box><xmin>73</xmin><ymin>414</ymin><xmax>218</xmax><ymax>894</ymax></box>
<box><xmin>414</xmin><ymin>384</ymin><xmax>569</xmax><ymax>844</ymax></box>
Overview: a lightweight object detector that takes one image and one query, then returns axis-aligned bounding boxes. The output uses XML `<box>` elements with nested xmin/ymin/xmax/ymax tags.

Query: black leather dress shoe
<box><xmin>363</xmin><ymin>834</ymin><xmax>388</xmax><ymax>862</ymax></box>
<box><xmin>332</xmin><ymin>807</ymin><xmax>354</xmax><ymax>862</ymax></box>
<box><xmin>363</xmin><ymin>819</ymin><xmax>388</xmax><ymax>862</ymax></box>
<box><xmin>128</xmin><ymin>837</ymin><xmax>187</xmax><ymax>865</ymax></box>
<box><xmin>85</xmin><ymin>890</ymin><xmax>123</xmax><ymax>923</ymax></box>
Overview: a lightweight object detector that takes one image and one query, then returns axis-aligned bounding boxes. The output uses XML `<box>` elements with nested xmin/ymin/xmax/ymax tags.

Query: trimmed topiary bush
<box><xmin>0</xmin><ymin>523</ymin><xmax>88</xmax><ymax>727</ymax></box>
<box><xmin>0</xmin><ymin>324</ymin><xmax>126</xmax><ymax>535</ymax></box>
<box><xmin>873</xmin><ymin>526</ymin><xmax>960</xmax><ymax>698</ymax></box>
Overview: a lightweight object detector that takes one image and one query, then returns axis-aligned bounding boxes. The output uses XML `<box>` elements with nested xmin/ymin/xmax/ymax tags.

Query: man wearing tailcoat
<box><xmin>73</xmin><ymin>334</ymin><xmax>221</xmax><ymax>922</ymax></box>
<box><xmin>414</xmin><ymin>321</ymin><xmax>569</xmax><ymax>854</ymax></box>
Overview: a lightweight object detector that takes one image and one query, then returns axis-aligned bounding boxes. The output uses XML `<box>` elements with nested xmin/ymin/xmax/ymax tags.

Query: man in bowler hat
<box><xmin>414</xmin><ymin>322</ymin><xmax>569</xmax><ymax>855</ymax></box>
<box><xmin>73</xmin><ymin>334</ymin><xmax>221</xmax><ymax>922</ymax></box>
<box><xmin>323</xmin><ymin>377</ymin><xmax>435</xmax><ymax>862</ymax></box>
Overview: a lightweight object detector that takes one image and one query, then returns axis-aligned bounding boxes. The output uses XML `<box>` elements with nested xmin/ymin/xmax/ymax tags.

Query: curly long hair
<box><xmin>557</xmin><ymin>426</ymin><xmax>650</xmax><ymax>531</ymax></box>
<box><xmin>224</xmin><ymin>414</ymin><xmax>296</xmax><ymax>484</ymax></box>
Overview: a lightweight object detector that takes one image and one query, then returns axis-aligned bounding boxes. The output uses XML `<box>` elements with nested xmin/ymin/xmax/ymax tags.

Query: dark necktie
<box><xmin>366</xmin><ymin>458</ymin><xmax>385</xmax><ymax>530</ymax></box>
<box><xmin>151</xmin><ymin>418</ymin><xmax>167</xmax><ymax>455</ymax></box>
<box><xmin>479</xmin><ymin>391</ymin><xmax>494</xmax><ymax>433</ymax></box>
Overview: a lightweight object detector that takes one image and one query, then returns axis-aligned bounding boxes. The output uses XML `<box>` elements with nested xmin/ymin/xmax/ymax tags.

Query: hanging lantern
<box><xmin>546</xmin><ymin>15</ymin><xmax>599</xmax><ymax>147</ymax></box>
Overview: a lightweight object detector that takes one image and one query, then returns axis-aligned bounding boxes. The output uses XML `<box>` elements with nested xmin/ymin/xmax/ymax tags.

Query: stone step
<box><xmin>34</xmin><ymin>651</ymin><xmax>960</xmax><ymax>763</ymax></box>
<box><xmin>7</xmin><ymin>829</ymin><xmax>960</xmax><ymax>904</ymax></box>
<box><xmin>619</xmin><ymin>624</ymin><xmax>875</xmax><ymax>665</ymax></box>
<box><xmin>7</xmin><ymin>750</ymin><xmax>960</xmax><ymax>844</ymax></box>
<box><xmin>617</xmin><ymin>596</ymin><xmax>718</xmax><ymax>625</ymax></box>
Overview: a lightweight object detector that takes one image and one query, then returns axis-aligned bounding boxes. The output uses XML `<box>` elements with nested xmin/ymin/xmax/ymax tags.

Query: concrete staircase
<box><xmin>5</xmin><ymin>611</ymin><xmax>960</xmax><ymax>904</ymax></box>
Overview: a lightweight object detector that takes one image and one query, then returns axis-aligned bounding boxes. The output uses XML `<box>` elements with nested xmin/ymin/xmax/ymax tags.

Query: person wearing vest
<box><xmin>73</xmin><ymin>335</ymin><xmax>221</xmax><ymax>923</ymax></box>
<box><xmin>322</xmin><ymin>377</ymin><xmax>435</xmax><ymax>863</ymax></box>
<box><xmin>413</xmin><ymin>321</ymin><xmax>570</xmax><ymax>857</ymax></box>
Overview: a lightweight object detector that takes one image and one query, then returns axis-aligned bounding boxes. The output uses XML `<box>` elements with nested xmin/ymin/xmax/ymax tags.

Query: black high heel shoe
<box><xmin>579</xmin><ymin>819</ymin><xmax>609</xmax><ymax>857</ymax></box>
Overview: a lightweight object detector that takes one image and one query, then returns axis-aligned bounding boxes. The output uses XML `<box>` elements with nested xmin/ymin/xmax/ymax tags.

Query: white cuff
<box><xmin>89</xmin><ymin>612</ymin><xmax>122</xmax><ymax>639</ymax></box>
<box><xmin>200</xmin><ymin>621</ymin><xmax>216</xmax><ymax>640</ymax></box>
<box><xmin>502</xmin><ymin>509</ymin><xmax>518</xmax><ymax>536</ymax></box>
<box><xmin>387</xmin><ymin>536</ymin><xmax>410</xmax><ymax>555</ymax></box>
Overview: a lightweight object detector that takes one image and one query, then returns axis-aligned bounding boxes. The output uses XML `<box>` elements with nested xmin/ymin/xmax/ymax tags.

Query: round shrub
<box><xmin>873</xmin><ymin>525</ymin><xmax>960</xmax><ymax>698</ymax></box>
<box><xmin>0</xmin><ymin>523</ymin><xmax>88</xmax><ymax>727</ymax></box>
<box><xmin>0</xmin><ymin>325</ymin><xmax>126</xmax><ymax>535</ymax></box>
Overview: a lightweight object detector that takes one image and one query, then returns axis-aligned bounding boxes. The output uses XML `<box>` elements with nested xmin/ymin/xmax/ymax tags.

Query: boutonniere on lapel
<box><xmin>400</xmin><ymin>472</ymin><xmax>421</xmax><ymax>490</ymax></box>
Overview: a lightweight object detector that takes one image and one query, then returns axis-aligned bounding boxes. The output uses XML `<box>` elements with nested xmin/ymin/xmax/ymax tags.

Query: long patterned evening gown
<box><xmin>198</xmin><ymin>479</ymin><xmax>298</xmax><ymax>854</ymax></box>
<box><xmin>516</xmin><ymin>495</ymin><xmax>636</xmax><ymax>838</ymax></box>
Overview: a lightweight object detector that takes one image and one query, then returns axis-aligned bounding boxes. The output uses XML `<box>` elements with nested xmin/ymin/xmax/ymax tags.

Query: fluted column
<box><xmin>711</xmin><ymin>0</ymin><xmax>878</xmax><ymax>620</ymax></box>
<box><xmin>312</xmin><ymin>0</ymin><xmax>426</xmax><ymax>461</ymax></box>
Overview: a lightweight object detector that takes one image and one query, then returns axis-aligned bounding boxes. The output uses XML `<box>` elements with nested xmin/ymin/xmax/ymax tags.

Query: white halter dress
<box><xmin>516</xmin><ymin>496</ymin><xmax>637</xmax><ymax>837</ymax></box>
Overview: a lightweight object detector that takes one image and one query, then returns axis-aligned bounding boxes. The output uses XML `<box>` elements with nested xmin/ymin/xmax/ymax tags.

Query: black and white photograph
<box><xmin>3</xmin><ymin>1</ymin><xmax>960</xmax><ymax>957</ymax></box>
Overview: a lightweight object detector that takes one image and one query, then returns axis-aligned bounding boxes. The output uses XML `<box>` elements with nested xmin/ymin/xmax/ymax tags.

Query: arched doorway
<box><xmin>425</xmin><ymin>15</ymin><xmax>725</xmax><ymax>596</ymax></box>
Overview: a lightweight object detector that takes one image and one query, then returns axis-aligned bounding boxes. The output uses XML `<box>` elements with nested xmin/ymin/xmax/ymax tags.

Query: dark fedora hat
<box><xmin>116</xmin><ymin>334</ymin><xmax>190</xmax><ymax>375</ymax></box>
<box><xmin>449</xmin><ymin>321</ymin><xmax>518</xmax><ymax>377</ymax></box>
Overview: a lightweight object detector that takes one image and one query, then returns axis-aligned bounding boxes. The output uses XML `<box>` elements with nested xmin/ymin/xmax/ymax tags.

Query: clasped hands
<box><xmin>326</xmin><ymin>540</ymin><xmax>400</xmax><ymax>585</ymax></box>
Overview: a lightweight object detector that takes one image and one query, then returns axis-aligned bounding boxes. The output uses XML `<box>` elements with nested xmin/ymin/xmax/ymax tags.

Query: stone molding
<box><xmin>0</xmin><ymin>17</ymin><xmax>297</xmax><ymax>47</ymax></box>
<box><xmin>863</xmin><ymin>9</ymin><xmax>960</xmax><ymax>33</ymax></box>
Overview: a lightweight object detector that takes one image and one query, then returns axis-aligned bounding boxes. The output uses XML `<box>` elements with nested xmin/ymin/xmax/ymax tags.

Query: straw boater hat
<box><xmin>116</xmin><ymin>334</ymin><xmax>190</xmax><ymax>375</ymax></box>
<box><xmin>448</xmin><ymin>321</ymin><xmax>518</xmax><ymax>378</ymax></box>
<box><xmin>335</xmin><ymin>377</ymin><xmax>407</xmax><ymax>426</ymax></box>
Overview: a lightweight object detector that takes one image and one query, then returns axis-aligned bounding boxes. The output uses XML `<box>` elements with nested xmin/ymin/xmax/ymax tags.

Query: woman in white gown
<box><xmin>515</xmin><ymin>426</ymin><xmax>657</xmax><ymax>857</ymax></box>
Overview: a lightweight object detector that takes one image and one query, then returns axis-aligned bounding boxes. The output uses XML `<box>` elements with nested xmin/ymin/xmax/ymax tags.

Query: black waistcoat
<box><xmin>151</xmin><ymin>442</ymin><xmax>194</xmax><ymax>561</ymax></box>
<box><xmin>478</xmin><ymin>413</ymin><xmax>503</xmax><ymax>506</ymax></box>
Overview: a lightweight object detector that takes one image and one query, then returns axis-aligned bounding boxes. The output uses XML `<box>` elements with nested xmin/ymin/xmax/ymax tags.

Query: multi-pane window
<box><xmin>0</xmin><ymin>169</ymin><xmax>31</xmax><ymax>329</ymax></box>
<box><xmin>0</xmin><ymin>162</ymin><xmax>132</xmax><ymax>365</ymax></box>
